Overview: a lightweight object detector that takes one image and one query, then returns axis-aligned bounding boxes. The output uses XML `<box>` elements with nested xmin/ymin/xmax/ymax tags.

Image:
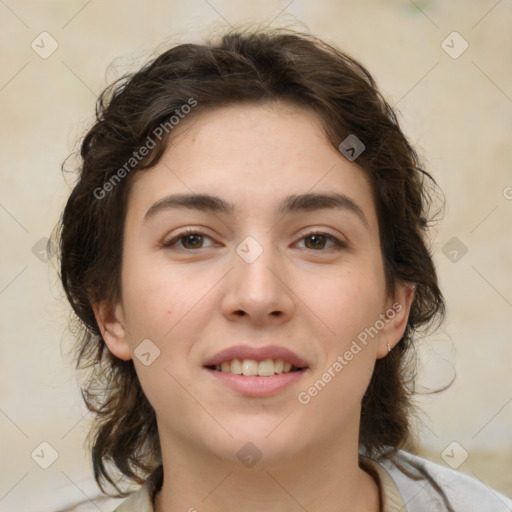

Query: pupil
<box><xmin>184</xmin><ymin>234</ymin><xmax>202</xmax><ymax>248</ymax></box>
<box><xmin>307</xmin><ymin>235</ymin><xmax>325</xmax><ymax>249</ymax></box>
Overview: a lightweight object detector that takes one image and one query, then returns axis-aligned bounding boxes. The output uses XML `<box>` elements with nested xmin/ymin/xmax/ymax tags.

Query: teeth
<box><xmin>230</xmin><ymin>358</ymin><xmax>243</xmax><ymax>374</ymax></box>
<box><xmin>242</xmin><ymin>359</ymin><xmax>259</xmax><ymax>376</ymax></box>
<box><xmin>214</xmin><ymin>358</ymin><xmax>299</xmax><ymax>376</ymax></box>
<box><xmin>258</xmin><ymin>359</ymin><xmax>275</xmax><ymax>377</ymax></box>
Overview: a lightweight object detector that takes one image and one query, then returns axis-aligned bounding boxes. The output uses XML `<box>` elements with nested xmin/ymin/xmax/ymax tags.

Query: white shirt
<box><xmin>113</xmin><ymin>450</ymin><xmax>512</xmax><ymax>511</ymax></box>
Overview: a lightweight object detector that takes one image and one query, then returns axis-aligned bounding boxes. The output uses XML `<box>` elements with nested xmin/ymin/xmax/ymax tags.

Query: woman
<box><xmin>57</xmin><ymin>28</ymin><xmax>512</xmax><ymax>511</ymax></box>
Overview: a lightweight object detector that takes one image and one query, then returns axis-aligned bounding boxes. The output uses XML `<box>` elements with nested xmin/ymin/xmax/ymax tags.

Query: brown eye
<box><xmin>162</xmin><ymin>231</ymin><xmax>216</xmax><ymax>250</ymax></box>
<box><xmin>297</xmin><ymin>232</ymin><xmax>345</xmax><ymax>251</ymax></box>
<box><xmin>304</xmin><ymin>234</ymin><xmax>328</xmax><ymax>250</ymax></box>
<box><xmin>181</xmin><ymin>233</ymin><xmax>204</xmax><ymax>249</ymax></box>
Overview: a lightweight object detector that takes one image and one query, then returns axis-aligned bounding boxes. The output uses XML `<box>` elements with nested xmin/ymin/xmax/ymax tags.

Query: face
<box><xmin>95</xmin><ymin>101</ymin><xmax>413</xmax><ymax>468</ymax></box>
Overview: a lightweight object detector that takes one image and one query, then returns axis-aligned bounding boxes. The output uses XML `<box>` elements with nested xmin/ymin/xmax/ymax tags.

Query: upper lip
<box><xmin>204</xmin><ymin>345</ymin><xmax>309</xmax><ymax>368</ymax></box>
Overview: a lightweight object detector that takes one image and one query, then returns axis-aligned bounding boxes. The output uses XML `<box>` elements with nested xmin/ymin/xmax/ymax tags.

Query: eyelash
<box><xmin>162</xmin><ymin>228</ymin><xmax>347</xmax><ymax>252</ymax></box>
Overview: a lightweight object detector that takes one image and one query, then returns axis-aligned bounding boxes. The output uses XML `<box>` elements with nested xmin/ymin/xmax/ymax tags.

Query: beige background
<box><xmin>1</xmin><ymin>0</ymin><xmax>511</xmax><ymax>510</ymax></box>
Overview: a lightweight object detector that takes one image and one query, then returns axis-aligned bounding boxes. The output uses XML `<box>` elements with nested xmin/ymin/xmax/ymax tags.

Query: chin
<box><xmin>216</xmin><ymin>420</ymin><xmax>312</xmax><ymax>469</ymax></box>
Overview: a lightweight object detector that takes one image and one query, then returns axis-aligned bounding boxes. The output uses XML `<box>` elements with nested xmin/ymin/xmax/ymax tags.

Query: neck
<box><xmin>154</xmin><ymin>434</ymin><xmax>380</xmax><ymax>512</ymax></box>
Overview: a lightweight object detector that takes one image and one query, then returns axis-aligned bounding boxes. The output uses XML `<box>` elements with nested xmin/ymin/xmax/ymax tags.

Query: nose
<box><xmin>221</xmin><ymin>239</ymin><xmax>295</xmax><ymax>326</ymax></box>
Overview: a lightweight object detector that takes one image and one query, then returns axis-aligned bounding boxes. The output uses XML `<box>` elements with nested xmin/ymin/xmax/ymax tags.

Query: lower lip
<box><xmin>205</xmin><ymin>368</ymin><xmax>307</xmax><ymax>397</ymax></box>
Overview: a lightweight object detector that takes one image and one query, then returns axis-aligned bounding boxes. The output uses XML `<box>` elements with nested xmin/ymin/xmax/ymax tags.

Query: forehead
<box><xmin>126</xmin><ymin>101</ymin><xmax>379</xmax><ymax>235</ymax></box>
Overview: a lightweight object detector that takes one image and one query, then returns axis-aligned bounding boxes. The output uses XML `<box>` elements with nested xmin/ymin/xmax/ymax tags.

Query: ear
<box><xmin>91</xmin><ymin>301</ymin><xmax>132</xmax><ymax>360</ymax></box>
<box><xmin>376</xmin><ymin>282</ymin><xmax>415</xmax><ymax>359</ymax></box>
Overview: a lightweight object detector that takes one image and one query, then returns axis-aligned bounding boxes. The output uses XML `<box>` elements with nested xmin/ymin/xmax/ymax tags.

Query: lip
<box><xmin>203</xmin><ymin>345</ymin><xmax>309</xmax><ymax>368</ymax></box>
<box><xmin>203</xmin><ymin>345</ymin><xmax>309</xmax><ymax>398</ymax></box>
<box><xmin>206</xmin><ymin>368</ymin><xmax>307</xmax><ymax>397</ymax></box>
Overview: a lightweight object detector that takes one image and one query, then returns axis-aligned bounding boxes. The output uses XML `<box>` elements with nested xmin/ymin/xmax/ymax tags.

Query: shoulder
<box><xmin>370</xmin><ymin>450</ymin><xmax>512</xmax><ymax>512</ymax></box>
<box><xmin>111</xmin><ymin>466</ymin><xmax>163</xmax><ymax>512</ymax></box>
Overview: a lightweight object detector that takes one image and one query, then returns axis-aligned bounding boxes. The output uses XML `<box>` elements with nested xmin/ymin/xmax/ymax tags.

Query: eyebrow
<box><xmin>144</xmin><ymin>192</ymin><xmax>370</xmax><ymax>230</ymax></box>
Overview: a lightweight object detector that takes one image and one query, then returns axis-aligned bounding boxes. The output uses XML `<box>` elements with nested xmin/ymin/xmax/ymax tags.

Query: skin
<box><xmin>93</xmin><ymin>101</ymin><xmax>414</xmax><ymax>512</ymax></box>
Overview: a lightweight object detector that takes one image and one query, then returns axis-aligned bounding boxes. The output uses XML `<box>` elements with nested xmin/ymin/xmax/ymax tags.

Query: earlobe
<box><xmin>91</xmin><ymin>301</ymin><xmax>132</xmax><ymax>361</ymax></box>
<box><xmin>376</xmin><ymin>283</ymin><xmax>415</xmax><ymax>359</ymax></box>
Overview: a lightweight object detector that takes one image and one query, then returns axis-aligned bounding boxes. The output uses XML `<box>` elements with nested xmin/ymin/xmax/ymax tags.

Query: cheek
<box><xmin>119</xmin><ymin>265</ymin><xmax>199</xmax><ymax>410</ymax></box>
<box><xmin>120</xmin><ymin>259</ymin><xmax>217</xmax><ymax>365</ymax></box>
<box><xmin>305</xmin><ymin>265</ymin><xmax>386</xmax><ymax>342</ymax></box>
<box><xmin>121</xmin><ymin>254</ymin><xmax>185</xmax><ymax>333</ymax></box>
<box><xmin>121</xmin><ymin>277</ymin><xmax>170</xmax><ymax>343</ymax></box>
<box><xmin>296</xmin><ymin>272</ymin><xmax>383</xmax><ymax>419</ymax></box>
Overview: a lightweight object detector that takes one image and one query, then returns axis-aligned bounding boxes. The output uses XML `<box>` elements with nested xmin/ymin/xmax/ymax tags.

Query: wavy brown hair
<box><xmin>57</xmin><ymin>27</ymin><xmax>445</xmax><ymax>496</ymax></box>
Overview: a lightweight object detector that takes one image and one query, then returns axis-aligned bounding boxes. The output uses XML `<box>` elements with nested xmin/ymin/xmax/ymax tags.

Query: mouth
<box><xmin>206</xmin><ymin>358</ymin><xmax>303</xmax><ymax>376</ymax></box>
<box><xmin>203</xmin><ymin>345</ymin><xmax>309</xmax><ymax>397</ymax></box>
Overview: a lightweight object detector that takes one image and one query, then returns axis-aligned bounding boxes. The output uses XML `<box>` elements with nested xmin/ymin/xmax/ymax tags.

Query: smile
<box><xmin>203</xmin><ymin>345</ymin><xmax>309</xmax><ymax>396</ymax></box>
<box><xmin>210</xmin><ymin>358</ymin><xmax>301</xmax><ymax>376</ymax></box>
